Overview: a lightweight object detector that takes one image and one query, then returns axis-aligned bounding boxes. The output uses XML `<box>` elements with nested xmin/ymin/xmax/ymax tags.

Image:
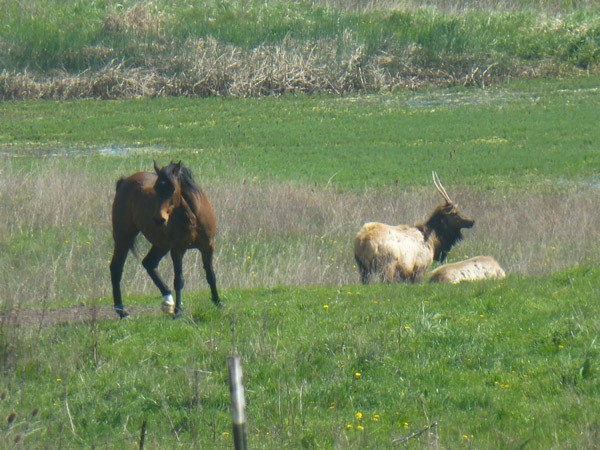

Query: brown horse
<box><xmin>109</xmin><ymin>161</ymin><xmax>221</xmax><ymax>318</ymax></box>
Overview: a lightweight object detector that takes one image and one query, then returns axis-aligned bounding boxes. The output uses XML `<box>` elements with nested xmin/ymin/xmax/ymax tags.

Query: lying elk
<box><xmin>354</xmin><ymin>172</ymin><xmax>474</xmax><ymax>283</ymax></box>
<box><xmin>110</xmin><ymin>161</ymin><xmax>221</xmax><ymax>319</ymax></box>
<box><xmin>429</xmin><ymin>256</ymin><xmax>506</xmax><ymax>284</ymax></box>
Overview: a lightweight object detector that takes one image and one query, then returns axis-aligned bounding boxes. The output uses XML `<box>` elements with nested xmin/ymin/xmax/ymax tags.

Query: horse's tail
<box><xmin>129</xmin><ymin>236</ymin><xmax>140</xmax><ymax>259</ymax></box>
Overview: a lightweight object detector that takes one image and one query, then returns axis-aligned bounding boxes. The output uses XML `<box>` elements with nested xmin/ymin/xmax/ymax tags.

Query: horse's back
<box><xmin>112</xmin><ymin>172</ymin><xmax>157</xmax><ymax>237</ymax></box>
<box><xmin>112</xmin><ymin>168</ymin><xmax>217</xmax><ymax>251</ymax></box>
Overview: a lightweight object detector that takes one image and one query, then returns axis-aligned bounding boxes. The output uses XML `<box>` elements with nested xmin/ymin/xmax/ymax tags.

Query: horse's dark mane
<box><xmin>163</xmin><ymin>162</ymin><xmax>203</xmax><ymax>215</ymax></box>
<box><xmin>177</xmin><ymin>164</ymin><xmax>202</xmax><ymax>196</ymax></box>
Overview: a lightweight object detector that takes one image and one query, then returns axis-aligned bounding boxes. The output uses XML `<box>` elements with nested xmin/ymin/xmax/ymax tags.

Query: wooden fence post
<box><xmin>227</xmin><ymin>355</ymin><xmax>247</xmax><ymax>450</ymax></box>
<box><xmin>139</xmin><ymin>419</ymin><xmax>147</xmax><ymax>450</ymax></box>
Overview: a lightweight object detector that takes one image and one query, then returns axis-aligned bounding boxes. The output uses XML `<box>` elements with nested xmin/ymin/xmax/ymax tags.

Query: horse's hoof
<box><xmin>173</xmin><ymin>309</ymin><xmax>183</xmax><ymax>320</ymax></box>
<box><xmin>212</xmin><ymin>299</ymin><xmax>223</xmax><ymax>309</ymax></box>
<box><xmin>161</xmin><ymin>303</ymin><xmax>175</xmax><ymax>315</ymax></box>
<box><xmin>161</xmin><ymin>295</ymin><xmax>175</xmax><ymax>315</ymax></box>
<box><xmin>114</xmin><ymin>307</ymin><xmax>129</xmax><ymax>319</ymax></box>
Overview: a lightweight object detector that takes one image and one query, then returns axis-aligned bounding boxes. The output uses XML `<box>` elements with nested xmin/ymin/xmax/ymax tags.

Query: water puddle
<box><xmin>0</xmin><ymin>146</ymin><xmax>166</xmax><ymax>159</ymax></box>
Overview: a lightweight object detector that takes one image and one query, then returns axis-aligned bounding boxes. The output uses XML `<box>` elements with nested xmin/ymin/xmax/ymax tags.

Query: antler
<box><xmin>432</xmin><ymin>171</ymin><xmax>453</xmax><ymax>204</ymax></box>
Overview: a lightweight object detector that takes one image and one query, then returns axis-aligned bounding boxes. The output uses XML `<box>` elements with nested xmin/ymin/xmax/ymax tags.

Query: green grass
<box><xmin>2</xmin><ymin>76</ymin><xmax>599</xmax><ymax>190</ymax></box>
<box><xmin>1</xmin><ymin>267</ymin><xmax>598</xmax><ymax>448</ymax></box>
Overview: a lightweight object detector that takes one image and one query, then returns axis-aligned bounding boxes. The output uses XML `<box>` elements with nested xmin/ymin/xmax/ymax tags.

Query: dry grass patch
<box><xmin>3</xmin><ymin>166</ymin><xmax>597</xmax><ymax>313</ymax></box>
<box><xmin>0</xmin><ymin>38</ymin><xmax>575</xmax><ymax>100</ymax></box>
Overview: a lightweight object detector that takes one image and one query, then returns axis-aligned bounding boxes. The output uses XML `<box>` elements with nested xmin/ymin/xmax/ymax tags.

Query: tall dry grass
<box><xmin>1</xmin><ymin>163</ymin><xmax>598</xmax><ymax>312</ymax></box>
<box><xmin>0</xmin><ymin>38</ymin><xmax>494</xmax><ymax>100</ymax></box>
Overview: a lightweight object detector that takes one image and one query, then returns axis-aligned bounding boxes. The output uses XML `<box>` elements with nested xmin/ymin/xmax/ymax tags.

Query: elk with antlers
<box><xmin>354</xmin><ymin>172</ymin><xmax>475</xmax><ymax>284</ymax></box>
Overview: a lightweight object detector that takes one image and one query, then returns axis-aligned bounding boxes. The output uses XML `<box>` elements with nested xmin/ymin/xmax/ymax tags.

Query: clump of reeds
<box><xmin>0</xmin><ymin>40</ymin><xmax>511</xmax><ymax>100</ymax></box>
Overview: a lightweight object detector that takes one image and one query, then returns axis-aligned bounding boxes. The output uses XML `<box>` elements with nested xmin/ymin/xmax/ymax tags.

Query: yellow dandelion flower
<box><xmin>354</xmin><ymin>372</ymin><xmax>362</xmax><ymax>380</ymax></box>
<box><xmin>403</xmin><ymin>421</ymin><xmax>409</xmax><ymax>428</ymax></box>
<box><xmin>355</xmin><ymin>412</ymin><xmax>363</xmax><ymax>421</ymax></box>
<box><xmin>346</xmin><ymin>424</ymin><xmax>353</xmax><ymax>430</ymax></box>
<box><xmin>357</xmin><ymin>425</ymin><xmax>365</xmax><ymax>431</ymax></box>
<box><xmin>323</xmin><ymin>304</ymin><xmax>329</xmax><ymax>310</ymax></box>
<box><xmin>372</xmin><ymin>414</ymin><xmax>380</xmax><ymax>422</ymax></box>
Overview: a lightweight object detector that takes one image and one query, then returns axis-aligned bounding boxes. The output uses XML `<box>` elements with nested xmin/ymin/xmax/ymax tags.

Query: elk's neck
<box><xmin>418</xmin><ymin>221</ymin><xmax>462</xmax><ymax>263</ymax></box>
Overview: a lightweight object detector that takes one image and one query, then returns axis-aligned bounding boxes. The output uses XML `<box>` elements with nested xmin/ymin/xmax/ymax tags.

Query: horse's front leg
<box><xmin>142</xmin><ymin>245</ymin><xmax>175</xmax><ymax>314</ymax></box>
<box><xmin>171</xmin><ymin>249</ymin><xmax>185</xmax><ymax>318</ymax></box>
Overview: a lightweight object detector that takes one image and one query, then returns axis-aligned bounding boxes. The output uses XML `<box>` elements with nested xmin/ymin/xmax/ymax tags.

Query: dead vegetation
<box><xmin>1</xmin><ymin>39</ymin><xmax>526</xmax><ymax>100</ymax></box>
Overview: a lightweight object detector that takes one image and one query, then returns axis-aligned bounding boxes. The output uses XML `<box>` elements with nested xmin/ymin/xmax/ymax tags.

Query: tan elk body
<box><xmin>429</xmin><ymin>256</ymin><xmax>506</xmax><ymax>284</ymax></box>
<box><xmin>354</xmin><ymin>173</ymin><xmax>474</xmax><ymax>283</ymax></box>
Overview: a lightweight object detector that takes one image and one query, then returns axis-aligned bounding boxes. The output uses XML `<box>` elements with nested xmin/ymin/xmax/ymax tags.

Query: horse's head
<box><xmin>153</xmin><ymin>160</ymin><xmax>182</xmax><ymax>227</ymax></box>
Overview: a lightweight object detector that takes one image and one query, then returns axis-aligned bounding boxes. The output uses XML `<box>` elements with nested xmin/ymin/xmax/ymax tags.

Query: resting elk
<box><xmin>354</xmin><ymin>172</ymin><xmax>474</xmax><ymax>284</ymax></box>
<box><xmin>429</xmin><ymin>256</ymin><xmax>506</xmax><ymax>284</ymax></box>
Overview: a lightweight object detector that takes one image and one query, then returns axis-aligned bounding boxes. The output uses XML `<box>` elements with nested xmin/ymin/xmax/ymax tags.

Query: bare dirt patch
<box><xmin>0</xmin><ymin>305</ymin><xmax>162</xmax><ymax>329</ymax></box>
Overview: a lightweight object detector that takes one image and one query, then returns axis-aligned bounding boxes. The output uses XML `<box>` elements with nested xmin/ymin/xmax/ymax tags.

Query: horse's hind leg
<box><xmin>201</xmin><ymin>248</ymin><xmax>221</xmax><ymax>307</ymax></box>
<box><xmin>110</xmin><ymin>238</ymin><xmax>134</xmax><ymax>319</ymax></box>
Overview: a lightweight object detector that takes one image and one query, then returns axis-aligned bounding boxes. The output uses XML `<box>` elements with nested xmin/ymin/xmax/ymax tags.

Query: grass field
<box><xmin>1</xmin><ymin>1</ymin><xmax>600</xmax><ymax>445</ymax></box>
<box><xmin>3</xmin><ymin>76</ymin><xmax>599</xmax><ymax>189</ymax></box>
<box><xmin>0</xmin><ymin>74</ymin><xmax>599</xmax><ymax>447</ymax></box>
<box><xmin>0</xmin><ymin>271</ymin><xmax>598</xmax><ymax>448</ymax></box>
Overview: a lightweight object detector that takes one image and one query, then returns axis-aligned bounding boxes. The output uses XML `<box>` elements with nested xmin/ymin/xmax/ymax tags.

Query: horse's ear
<box><xmin>153</xmin><ymin>160</ymin><xmax>161</xmax><ymax>174</ymax></box>
<box><xmin>173</xmin><ymin>161</ymin><xmax>182</xmax><ymax>176</ymax></box>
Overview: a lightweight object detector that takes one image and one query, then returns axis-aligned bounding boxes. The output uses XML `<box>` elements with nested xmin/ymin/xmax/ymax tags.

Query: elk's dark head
<box><xmin>427</xmin><ymin>172</ymin><xmax>475</xmax><ymax>261</ymax></box>
<box><xmin>153</xmin><ymin>160</ymin><xmax>182</xmax><ymax>227</ymax></box>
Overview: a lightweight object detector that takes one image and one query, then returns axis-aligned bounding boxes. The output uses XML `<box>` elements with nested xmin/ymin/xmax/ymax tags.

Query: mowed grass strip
<box><xmin>2</xmin><ymin>76</ymin><xmax>599</xmax><ymax>189</ymax></box>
